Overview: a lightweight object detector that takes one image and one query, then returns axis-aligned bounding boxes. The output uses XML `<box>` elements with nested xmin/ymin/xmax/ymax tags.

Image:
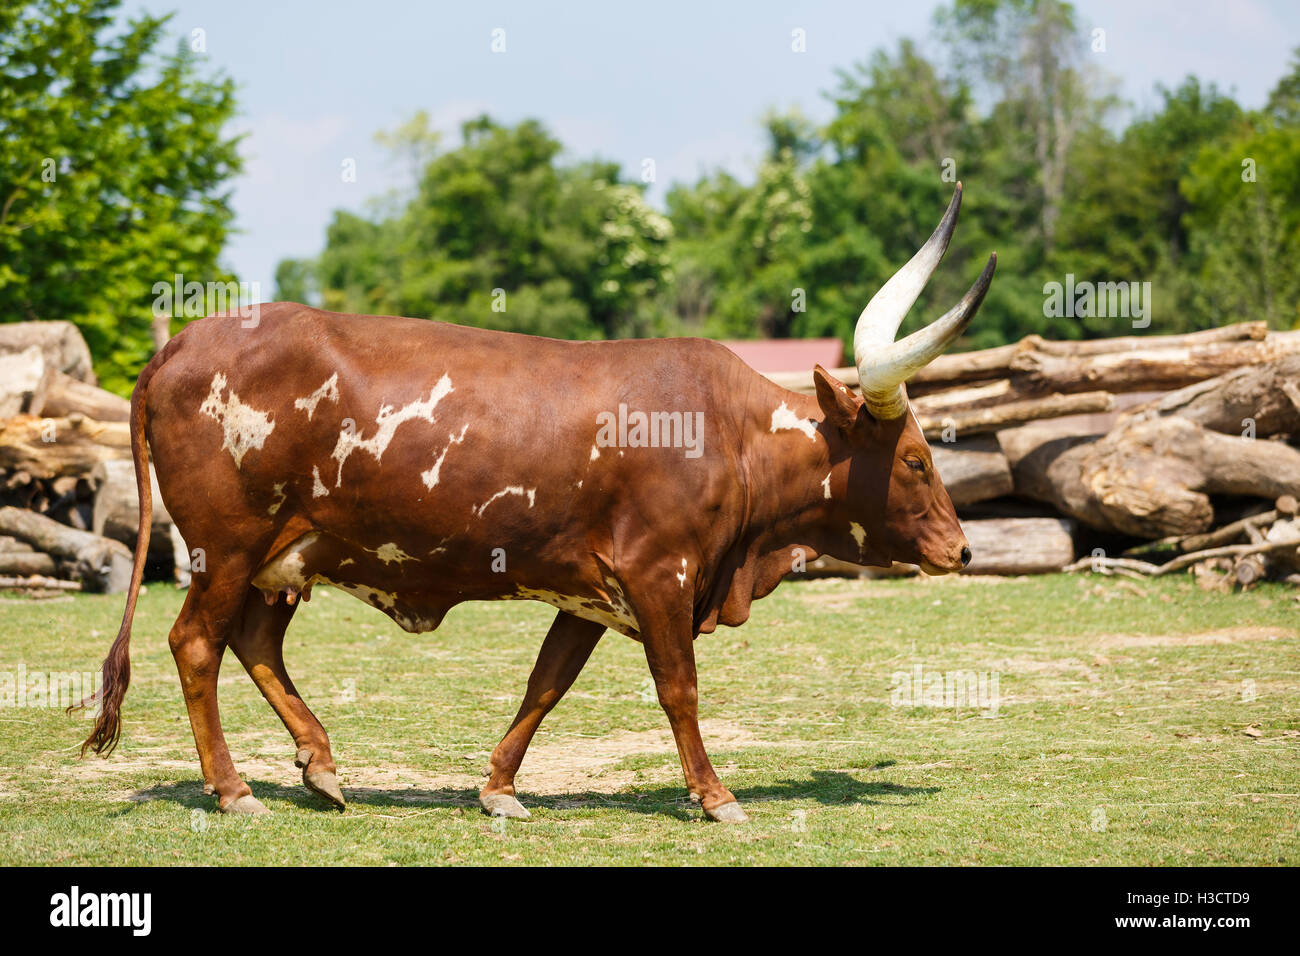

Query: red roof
<box><xmin>718</xmin><ymin>338</ymin><xmax>846</xmax><ymax>374</ymax></box>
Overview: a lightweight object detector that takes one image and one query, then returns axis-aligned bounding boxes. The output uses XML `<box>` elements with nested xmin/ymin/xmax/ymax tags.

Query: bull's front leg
<box><xmin>634</xmin><ymin>585</ymin><xmax>748</xmax><ymax>823</ymax></box>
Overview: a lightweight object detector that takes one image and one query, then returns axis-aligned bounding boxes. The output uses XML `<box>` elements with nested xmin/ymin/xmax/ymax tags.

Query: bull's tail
<box><xmin>74</xmin><ymin>350</ymin><xmax>164</xmax><ymax>755</ymax></box>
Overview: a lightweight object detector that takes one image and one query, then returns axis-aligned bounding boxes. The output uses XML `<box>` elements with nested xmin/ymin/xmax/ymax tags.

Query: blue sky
<box><xmin>125</xmin><ymin>0</ymin><xmax>1300</xmax><ymax>295</ymax></box>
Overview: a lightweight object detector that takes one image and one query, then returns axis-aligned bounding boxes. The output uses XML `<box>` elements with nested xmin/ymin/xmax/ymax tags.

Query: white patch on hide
<box><xmin>514</xmin><ymin>585</ymin><xmax>639</xmax><ymax>637</ymax></box>
<box><xmin>367</xmin><ymin>542</ymin><xmax>416</xmax><ymax>565</ymax></box>
<box><xmin>199</xmin><ymin>372</ymin><xmax>275</xmax><ymax>468</ymax></box>
<box><xmin>294</xmin><ymin>373</ymin><xmax>340</xmax><ymax>421</ymax></box>
<box><xmin>268</xmin><ymin>482</ymin><xmax>286</xmax><ymax>515</ymax></box>
<box><xmin>676</xmin><ymin>557</ymin><xmax>688</xmax><ymax>588</ymax></box>
<box><xmin>311</xmin><ymin>466</ymin><xmax>329</xmax><ymax>498</ymax></box>
<box><xmin>849</xmin><ymin>521</ymin><xmax>867</xmax><ymax>558</ymax></box>
<box><xmin>474</xmin><ymin>485</ymin><xmax>536</xmax><ymax>517</ymax></box>
<box><xmin>331</xmin><ymin>374</ymin><xmax>453</xmax><ymax>486</ymax></box>
<box><xmin>770</xmin><ymin>402</ymin><xmax>817</xmax><ymax>441</ymax></box>
<box><xmin>589</xmin><ymin>445</ymin><xmax>600</xmax><ymax>461</ymax></box>
<box><xmin>822</xmin><ymin>472</ymin><xmax>832</xmax><ymax>499</ymax></box>
<box><xmin>421</xmin><ymin>423</ymin><xmax>469</xmax><ymax>489</ymax></box>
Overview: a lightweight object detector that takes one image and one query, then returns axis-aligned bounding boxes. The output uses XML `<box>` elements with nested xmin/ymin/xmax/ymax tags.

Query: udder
<box><xmin>251</xmin><ymin>531</ymin><xmax>446</xmax><ymax>632</ymax></box>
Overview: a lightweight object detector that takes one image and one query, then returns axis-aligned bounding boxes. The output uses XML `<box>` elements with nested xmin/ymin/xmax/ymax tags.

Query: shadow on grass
<box><xmin>128</xmin><ymin>769</ymin><xmax>939</xmax><ymax>820</ymax></box>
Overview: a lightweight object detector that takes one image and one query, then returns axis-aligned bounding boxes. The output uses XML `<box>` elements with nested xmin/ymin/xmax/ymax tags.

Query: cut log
<box><xmin>91</xmin><ymin>459</ymin><xmax>173</xmax><ymax>562</ymax></box>
<box><xmin>916</xmin><ymin>390</ymin><xmax>1114</xmax><ymax>438</ymax></box>
<box><xmin>35</xmin><ymin>369</ymin><xmax>130</xmax><ymax>422</ymax></box>
<box><xmin>0</xmin><ymin>574</ymin><xmax>81</xmax><ymax>591</ymax></box>
<box><xmin>0</xmin><ymin>506</ymin><xmax>132</xmax><ymax>592</ymax></box>
<box><xmin>909</xmin><ymin>322</ymin><xmax>1271</xmax><ymax>393</ymax></box>
<box><xmin>0</xmin><ymin>534</ymin><xmax>35</xmax><ymax>553</ymax></box>
<box><xmin>764</xmin><ymin>324</ymin><xmax>1285</xmax><ymax>398</ymax></box>
<box><xmin>961</xmin><ymin>517</ymin><xmax>1075</xmax><ymax>574</ymax></box>
<box><xmin>1139</xmin><ymin>352</ymin><xmax>1300</xmax><ymax>437</ymax></box>
<box><xmin>0</xmin><ymin>414</ymin><xmax>132</xmax><ymax>479</ymax></box>
<box><xmin>1003</xmin><ymin>332</ymin><xmax>1300</xmax><ymax>398</ymax></box>
<box><xmin>0</xmin><ymin>320</ymin><xmax>95</xmax><ymax>383</ymax></box>
<box><xmin>0</xmin><ymin>551</ymin><xmax>58</xmax><ymax>576</ymax></box>
<box><xmin>0</xmin><ymin>345</ymin><xmax>50</xmax><ymax>417</ymax></box>
<box><xmin>912</xmin><ymin>379</ymin><xmax>1015</xmax><ymax>413</ymax></box>
<box><xmin>1004</xmin><ymin>415</ymin><xmax>1300</xmax><ymax>538</ymax></box>
<box><xmin>930</xmin><ymin>434</ymin><xmax>1014</xmax><ymax>506</ymax></box>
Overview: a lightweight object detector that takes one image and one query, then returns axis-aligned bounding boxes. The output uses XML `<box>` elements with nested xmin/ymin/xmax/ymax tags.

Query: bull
<box><xmin>82</xmin><ymin>185</ymin><xmax>994</xmax><ymax>822</ymax></box>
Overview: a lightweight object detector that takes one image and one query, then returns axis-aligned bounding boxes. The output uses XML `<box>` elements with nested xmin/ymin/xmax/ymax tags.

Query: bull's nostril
<box><xmin>960</xmin><ymin>546</ymin><xmax>972</xmax><ymax>567</ymax></box>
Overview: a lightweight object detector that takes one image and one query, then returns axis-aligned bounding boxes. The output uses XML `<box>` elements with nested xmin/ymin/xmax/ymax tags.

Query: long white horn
<box><xmin>857</xmin><ymin>253</ymin><xmax>997</xmax><ymax>419</ymax></box>
<box><xmin>854</xmin><ymin>184</ymin><xmax>996</xmax><ymax>419</ymax></box>
<box><xmin>853</xmin><ymin>184</ymin><xmax>963</xmax><ymax>366</ymax></box>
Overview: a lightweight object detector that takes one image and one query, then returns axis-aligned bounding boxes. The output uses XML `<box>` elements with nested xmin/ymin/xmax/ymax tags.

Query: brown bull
<box><xmin>82</xmin><ymin>185</ymin><xmax>994</xmax><ymax>822</ymax></box>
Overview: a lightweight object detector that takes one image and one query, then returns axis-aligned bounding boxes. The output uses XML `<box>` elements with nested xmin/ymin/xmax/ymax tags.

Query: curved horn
<box><xmin>854</xmin><ymin>183</ymin><xmax>995</xmax><ymax>419</ymax></box>
<box><xmin>857</xmin><ymin>253</ymin><xmax>997</xmax><ymax>419</ymax></box>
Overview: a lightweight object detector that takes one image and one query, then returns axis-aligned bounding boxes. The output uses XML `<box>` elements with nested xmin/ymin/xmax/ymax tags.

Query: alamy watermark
<box><xmin>152</xmin><ymin>274</ymin><xmax>261</xmax><ymax>327</ymax></box>
<box><xmin>595</xmin><ymin>404</ymin><xmax>704</xmax><ymax>459</ymax></box>
<box><xmin>889</xmin><ymin>663</ymin><xmax>1000</xmax><ymax>715</ymax></box>
<box><xmin>1043</xmin><ymin>274</ymin><xmax>1151</xmax><ymax>328</ymax></box>
<box><xmin>0</xmin><ymin>663</ymin><xmax>100</xmax><ymax>715</ymax></box>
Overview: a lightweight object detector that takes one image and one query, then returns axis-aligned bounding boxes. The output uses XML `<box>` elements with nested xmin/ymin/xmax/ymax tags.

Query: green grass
<box><xmin>0</xmin><ymin>573</ymin><xmax>1297</xmax><ymax>865</ymax></box>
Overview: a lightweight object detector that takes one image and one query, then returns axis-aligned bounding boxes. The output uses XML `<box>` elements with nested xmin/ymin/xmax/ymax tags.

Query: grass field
<box><xmin>0</xmin><ymin>573</ymin><xmax>1296</xmax><ymax>865</ymax></box>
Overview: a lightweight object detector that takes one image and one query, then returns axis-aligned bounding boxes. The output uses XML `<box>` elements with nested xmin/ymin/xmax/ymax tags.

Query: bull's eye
<box><xmin>904</xmin><ymin>456</ymin><xmax>926</xmax><ymax>473</ymax></box>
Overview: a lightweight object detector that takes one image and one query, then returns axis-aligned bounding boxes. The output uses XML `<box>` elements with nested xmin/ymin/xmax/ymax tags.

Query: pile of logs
<box><xmin>775</xmin><ymin>321</ymin><xmax>1300</xmax><ymax>584</ymax></box>
<box><xmin>0</xmin><ymin>322</ymin><xmax>178</xmax><ymax>594</ymax></box>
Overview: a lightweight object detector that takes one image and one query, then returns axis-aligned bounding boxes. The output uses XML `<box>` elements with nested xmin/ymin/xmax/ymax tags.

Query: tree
<box><xmin>936</xmin><ymin>0</ymin><xmax>1115</xmax><ymax>255</ymax></box>
<box><xmin>283</xmin><ymin>116</ymin><xmax>672</xmax><ymax>339</ymax></box>
<box><xmin>0</xmin><ymin>0</ymin><xmax>242</xmax><ymax>393</ymax></box>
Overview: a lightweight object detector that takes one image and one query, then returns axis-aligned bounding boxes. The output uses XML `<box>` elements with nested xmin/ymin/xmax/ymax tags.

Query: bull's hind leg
<box><xmin>480</xmin><ymin>612</ymin><xmax>604</xmax><ymax>819</ymax></box>
<box><xmin>228</xmin><ymin>592</ymin><xmax>345</xmax><ymax>810</ymax></box>
<box><xmin>169</xmin><ymin>565</ymin><xmax>268</xmax><ymax>814</ymax></box>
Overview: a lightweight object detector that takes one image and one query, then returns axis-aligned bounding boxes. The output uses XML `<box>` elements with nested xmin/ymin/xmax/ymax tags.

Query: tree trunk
<box><xmin>916</xmin><ymin>390</ymin><xmax>1114</xmax><ymax>438</ymax></box>
<box><xmin>35</xmin><ymin>369</ymin><xmax>131</xmax><ymax>422</ymax></box>
<box><xmin>0</xmin><ymin>414</ymin><xmax>132</xmax><ymax>479</ymax></box>
<box><xmin>0</xmin><ymin>551</ymin><xmax>58</xmax><ymax>576</ymax></box>
<box><xmin>1139</xmin><ymin>352</ymin><xmax>1300</xmax><ymax>437</ymax></box>
<box><xmin>1001</xmin><ymin>416</ymin><xmax>1300</xmax><ymax>538</ymax></box>
<box><xmin>0</xmin><ymin>320</ymin><xmax>96</xmax><ymax>383</ymax></box>
<box><xmin>0</xmin><ymin>506</ymin><xmax>132</xmax><ymax>592</ymax></box>
<box><xmin>1003</xmin><ymin>332</ymin><xmax>1300</xmax><ymax>398</ymax></box>
<box><xmin>0</xmin><ymin>346</ymin><xmax>50</xmax><ymax>417</ymax></box>
<box><xmin>91</xmin><ymin>459</ymin><xmax>173</xmax><ymax>563</ymax></box>
<box><xmin>930</xmin><ymin>434</ymin><xmax>1014</xmax><ymax>506</ymax></box>
<box><xmin>908</xmin><ymin>322</ymin><xmax>1270</xmax><ymax>393</ymax></box>
<box><xmin>962</xmin><ymin>517</ymin><xmax>1076</xmax><ymax>575</ymax></box>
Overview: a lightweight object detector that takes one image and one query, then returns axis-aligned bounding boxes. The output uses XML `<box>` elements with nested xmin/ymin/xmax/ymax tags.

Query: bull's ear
<box><xmin>813</xmin><ymin>365</ymin><xmax>868</xmax><ymax>434</ymax></box>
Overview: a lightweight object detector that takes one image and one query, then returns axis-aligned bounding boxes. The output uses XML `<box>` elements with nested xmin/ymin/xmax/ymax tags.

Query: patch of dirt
<box><xmin>511</xmin><ymin>718</ymin><xmax>760</xmax><ymax>794</ymax></box>
<box><xmin>1090</xmin><ymin>627</ymin><xmax>1294</xmax><ymax>649</ymax></box>
<box><xmin>64</xmin><ymin>718</ymin><xmax>765</xmax><ymax>802</ymax></box>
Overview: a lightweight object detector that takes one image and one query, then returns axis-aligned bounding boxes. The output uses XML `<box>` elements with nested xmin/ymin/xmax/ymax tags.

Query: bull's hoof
<box><xmin>479</xmin><ymin>792</ymin><xmax>531</xmax><ymax>820</ymax></box>
<box><xmin>705</xmin><ymin>801</ymin><xmax>749</xmax><ymax>823</ymax></box>
<box><xmin>222</xmin><ymin>794</ymin><xmax>271</xmax><ymax>815</ymax></box>
<box><xmin>295</xmin><ymin>747</ymin><xmax>346</xmax><ymax>810</ymax></box>
<box><xmin>304</xmin><ymin>769</ymin><xmax>346</xmax><ymax>810</ymax></box>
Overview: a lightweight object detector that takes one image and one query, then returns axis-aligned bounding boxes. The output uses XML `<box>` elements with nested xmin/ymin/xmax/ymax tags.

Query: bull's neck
<box><xmin>735</xmin><ymin>377</ymin><xmax>838</xmax><ymax>555</ymax></box>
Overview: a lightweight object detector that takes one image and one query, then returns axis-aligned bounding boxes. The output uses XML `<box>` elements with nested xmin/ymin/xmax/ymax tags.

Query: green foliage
<box><xmin>0</xmin><ymin>0</ymin><xmax>242</xmax><ymax>394</ymax></box>
<box><xmin>295</xmin><ymin>116</ymin><xmax>672</xmax><ymax>339</ymax></box>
